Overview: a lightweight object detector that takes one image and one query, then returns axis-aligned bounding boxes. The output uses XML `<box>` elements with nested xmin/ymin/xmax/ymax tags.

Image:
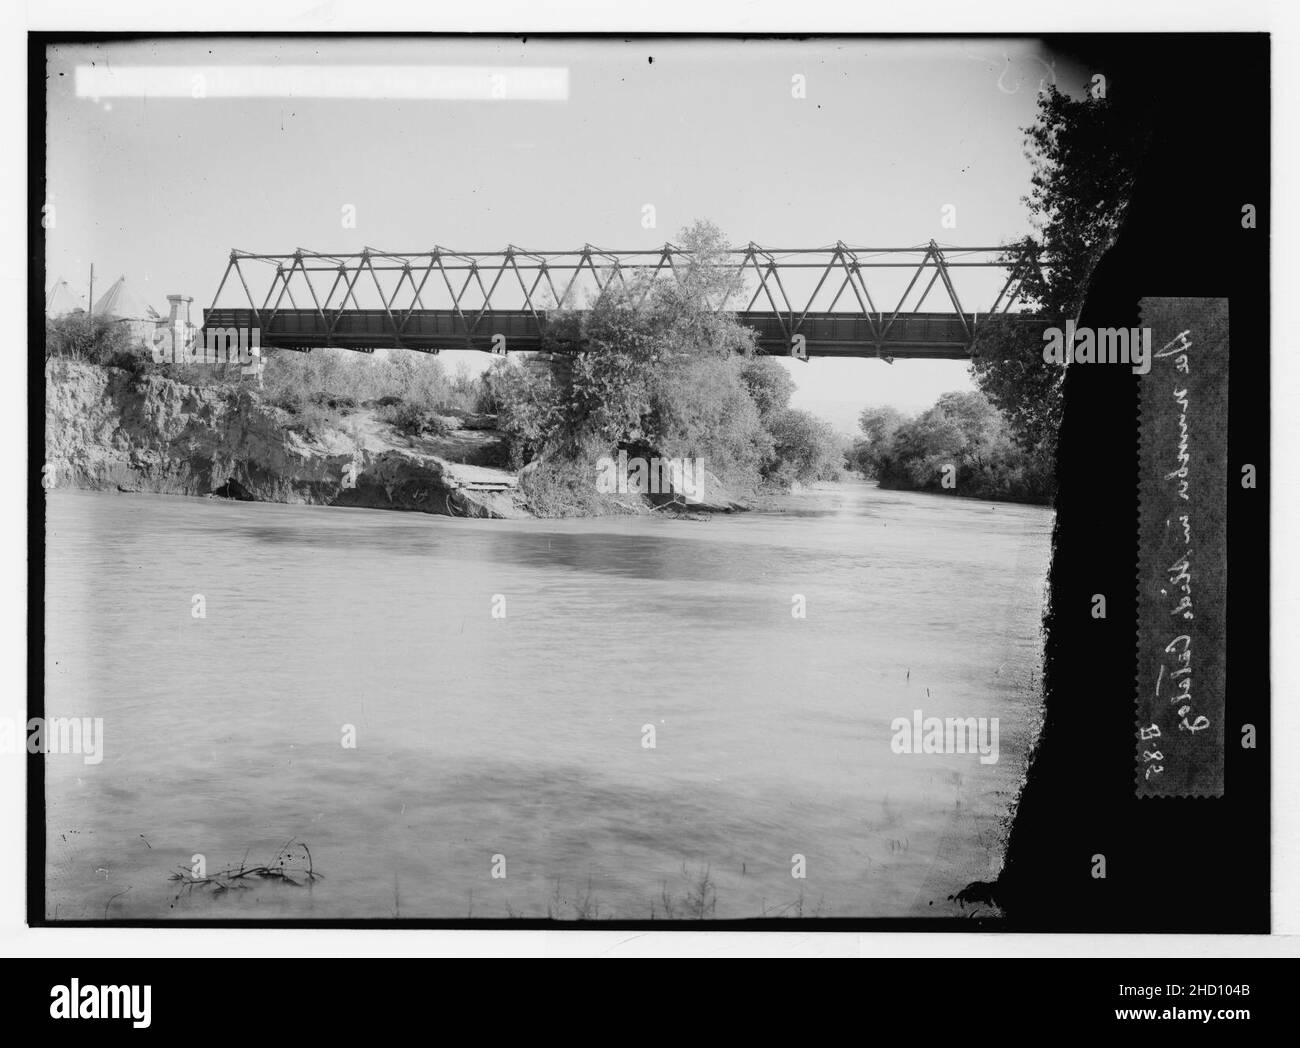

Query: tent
<box><xmin>91</xmin><ymin>276</ymin><xmax>163</xmax><ymax>347</ymax></box>
<box><xmin>92</xmin><ymin>276</ymin><xmax>161</xmax><ymax>322</ymax></box>
<box><xmin>45</xmin><ymin>278</ymin><xmax>85</xmax><ymax>318</ymax></box>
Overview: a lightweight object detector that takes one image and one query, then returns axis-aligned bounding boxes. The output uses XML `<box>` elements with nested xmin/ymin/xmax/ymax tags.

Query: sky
<box><xmin>44</xmin><ymin>36</ymin><xmax>1088</xmax><ymax>429</ymax></box>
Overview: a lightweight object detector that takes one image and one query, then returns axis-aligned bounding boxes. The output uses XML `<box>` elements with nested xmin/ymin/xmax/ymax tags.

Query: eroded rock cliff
<box><xmin>44</xmin><ymin>360</ymin><xmax>528</xmax><ymax>518</ymax></box>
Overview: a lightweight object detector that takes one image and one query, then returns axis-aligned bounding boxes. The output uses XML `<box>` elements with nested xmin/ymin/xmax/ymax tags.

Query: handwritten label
<box><xmin>1136</xmin><ymin>297</ymin><xmax>1228</xmax><ymax>797</ymax></box>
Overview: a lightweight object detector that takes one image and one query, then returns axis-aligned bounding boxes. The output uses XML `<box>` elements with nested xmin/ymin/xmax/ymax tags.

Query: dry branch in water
<box><xmin>168</xmin><ymin>838</ymin><xmax>322</xmax><ymax>899</ymax></box>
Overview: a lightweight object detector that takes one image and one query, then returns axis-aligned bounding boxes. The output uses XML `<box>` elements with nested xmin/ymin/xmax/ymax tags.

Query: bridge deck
<box><xmin>203</xmin><ymin>308</ymin><xmax>1043</xmax><ymax>359</ymax></box>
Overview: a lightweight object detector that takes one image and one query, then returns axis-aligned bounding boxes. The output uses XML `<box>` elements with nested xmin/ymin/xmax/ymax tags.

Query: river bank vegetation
<box><xmin>848</xmin><ymin>393</ymin><xmax>1054</xmax><ymax>504</ymax></box>
<box><xmin>46</xmin><ymin>221</ymin><xmax>846</xmax><ymax>516</ymax></box>
<box><xmin>478</xmin><ymin>220</ymin><xmax>845</xmax><ymax>511</ymax></box>
<box><xmin>957</xmin><ymin>83</ymin><xmax>1148</xmax><ymax>498</ymax></box>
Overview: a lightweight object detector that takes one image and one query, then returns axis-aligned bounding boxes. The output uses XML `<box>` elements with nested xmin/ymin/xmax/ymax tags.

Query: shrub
<box><xmin>850</xmin><ymin>405</ymin><xmax>908</xmax><ymax>478</ymax></box>
<box><xmin>740</xmin><ymin>357</ymin><xmax>796</xmax><ymax>421</ymax></box>
<box><xmin>377</xmin><ymin>400</ymin><xmax>452</xmax><ymax>438</ymax></box>
<box><xmin>446</xmin><ymin>361</ymin><xmax>486</xmax><ymax>413</ymax></box>
<box><xmin>283</xmin><ymin>399</ymin><xmax>341</xmax><ymax>441</ymax></box>
<box><xmin>104</xmin><ymin>346</ymin><xmax>149</xmax><ymax>375</ymax></box>
<box><xmin>45</xmin><ymin>313</ymin><xmax>140</xmax><ymax>367</ymax></box>
<box><xmin>869</xmin><ymin>390</ymin><xmax>1054</xmax><ymax>502</ymax></box>
<box><xmin>310</xmin><ymin>390</ymin><xmax>357</xmax><ymax>412</ymax></box>
<box><xmin>763</xmin><ymin>408</ymin><xmax>844</xmax><ymax>486</ymax></box>
<box><xmin>261</xmin><ymin>346</ymin><xmax>454</xmax><ymax>413</ymax></box>
<box><xmin>260</xmin><ymin>383</ymin><xmax>339</xmax><ymax>439</ymax></box>
<box><xmin>518</xmin><ymin>434</ymin><xmax>619</xmax><ymax>518</ymax></box>
<box><xmin>266</xmin><ymin>384</ymin><xmax>307</xmax><ymax>415</ymax></box>
<box><xmin>292</xmin><ymin>401</ymin><xmax>341</xmax><ymax>441</ymax></box>
<box><xmin>651</xmin><ymin>356</ymin><xmax>770</xmax><ymax>496</ymax></box>
<box><xmin>480</xmin><ymin>360</ymin><xmax>563</xmax><ymax>468</ymax></box>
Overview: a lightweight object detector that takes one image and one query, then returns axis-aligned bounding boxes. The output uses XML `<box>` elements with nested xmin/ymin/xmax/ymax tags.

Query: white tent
<box><xmin>91</xmin><ymin>276</ymin><xmax>162</xmax><ymax>347</ymax></box>
<box><xmin>45</xmin><ymin>278</ymin><xmax>85</xmax><ymax>318</ymax></box>
<box><xmin>92</xmin><ymin>276</ymin><xmax>161</xmax><ymax>322</ymax></box>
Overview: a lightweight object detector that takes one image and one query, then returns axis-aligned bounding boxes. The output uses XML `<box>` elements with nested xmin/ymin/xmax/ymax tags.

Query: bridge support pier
<box><xmin>521</xmin><ymin>350</ymin><xmax>574</xmax><ymax>386</ymax></box>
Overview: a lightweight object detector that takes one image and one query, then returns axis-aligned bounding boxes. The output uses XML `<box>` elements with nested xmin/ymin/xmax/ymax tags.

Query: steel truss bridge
<box><xmin>201</xmin><ymin>240</ymin><xmax>1047</xmax><ymax>360</ymax></box>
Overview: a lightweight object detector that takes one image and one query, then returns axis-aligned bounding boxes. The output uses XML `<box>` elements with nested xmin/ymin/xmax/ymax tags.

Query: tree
<box><xmin>850</xmin><ymin>404</ymin><xmax>908</xmax><ymax>478</ymax></box>
<box><xmin>868</xmin><ymin>390</ymin><xmax>1050</xmax><ymax>502</ymax></box>
<box><xmin>882</xmin><ymin>392</ymin><xmax>1001</xmax><ymax>486</ymax></box>
<box><xmin>654</xmin><ymin>357</ymin><xmax>771</xmax><ymax>492</ymax></box>
<box><xmin>535</xmin><ymin>220</ymin><xmax>772</xmax><ymax>490</ymax></box>
<box><xmin>857</xmin><ymin>404</ymin><xmax>906</xmax><ymax>445</ymax></box>
<box><xmin>480</xmin><ymin>358</ymin><xmax>564</xmax><ymax>468</ymax></box>
<box><xmin>969</xmin><ymin>83</ymin><xmax>1152</xmax><ymax>464</ymax></box>
<box><xmin>968</xmin><ymin>313</ymin><xmax>1063</xmax><ymax>462</ymax></box>
<box><xmin>740</xmin><ymin>357</ymin><xmax>796</xmax><ymax>421</ymax></box>
<box><xmin>516</xmin><ymin>218</ymin><xmax>842</xmax><ymax>498</ymax></box>
<box><xmin>764</xmin><ymin>408</ymin><xmax>843</xmax><ymax>486</ymax></box>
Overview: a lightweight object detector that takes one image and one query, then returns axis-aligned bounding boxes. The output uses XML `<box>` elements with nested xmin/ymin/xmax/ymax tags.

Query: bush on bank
<box><xmin>851</xmin><ymin>391</ymin><xmax>1054</xmax><ymax>504</ymax></box>
<box><xmin>45</xmin><ymin>314</ymin><xmax>144</xmax><ymax>372</ymax></box>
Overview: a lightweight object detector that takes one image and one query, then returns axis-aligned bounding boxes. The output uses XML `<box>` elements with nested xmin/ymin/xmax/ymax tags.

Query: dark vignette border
<box><xmin>26</xmin><ymin>31</ymin><xmax>1271</xmax><ymax>932</ymax></box>
<box><xmin>996</xmin><ymin>33</ymin><xmax>1270</xmax><ymax>932</ymax></box>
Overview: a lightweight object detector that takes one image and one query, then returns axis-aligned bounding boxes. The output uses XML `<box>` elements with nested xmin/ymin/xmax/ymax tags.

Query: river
<box><xmin>43</xmin><ymin>482</ymin><xmax>1052</xmax><ymax>920</ymax></box>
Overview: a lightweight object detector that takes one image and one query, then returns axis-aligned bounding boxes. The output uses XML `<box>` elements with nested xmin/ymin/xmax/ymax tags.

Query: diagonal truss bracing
<box><xmin>204</xmin><ymin>240</ymin><xmax>1048</xmax><ymax>358</ymax></box>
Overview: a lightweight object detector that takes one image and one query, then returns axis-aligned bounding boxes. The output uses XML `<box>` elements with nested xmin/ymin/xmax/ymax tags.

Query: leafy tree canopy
<box><xmin>969</xmin><ymin>83</ymin><xmax>1152</xmax><ymax>468</ymax></box>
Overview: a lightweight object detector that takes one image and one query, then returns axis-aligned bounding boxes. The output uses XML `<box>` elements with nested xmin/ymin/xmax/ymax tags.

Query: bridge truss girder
<box><xmin>204</xmin><ymin>239</ymin><xmax>1047</xmax><ymax>359</ymax></box>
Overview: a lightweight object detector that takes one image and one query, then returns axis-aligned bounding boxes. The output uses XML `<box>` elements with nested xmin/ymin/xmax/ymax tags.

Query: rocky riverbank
<box><xmin>43</xmin><ymin>361</ymin><xmax>743</xmax><ymax>518</ymax></box>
